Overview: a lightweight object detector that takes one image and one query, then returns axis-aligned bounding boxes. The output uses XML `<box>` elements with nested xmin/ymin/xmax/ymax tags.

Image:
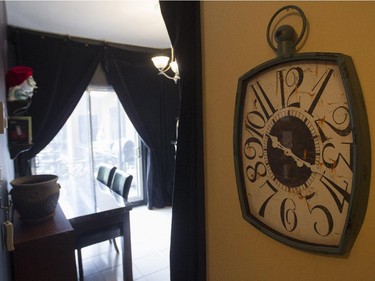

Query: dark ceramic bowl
<box><xmin>10</xmin><ymin>174</ymin><xmax>60</xmax><ymax>223</ymax></box>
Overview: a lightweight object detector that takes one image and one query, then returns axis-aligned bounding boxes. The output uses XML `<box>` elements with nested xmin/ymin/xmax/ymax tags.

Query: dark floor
<box><xmin>78</xmin><ymin>205</ymin><xmax>172</xmax><ymax>281</ymax></box>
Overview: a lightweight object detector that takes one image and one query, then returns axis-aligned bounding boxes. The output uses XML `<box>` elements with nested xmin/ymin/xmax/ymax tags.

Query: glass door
<box><xmin>35</xmin><ymin>86</ymin><xmax>144</xmax><ymax>203</ymax></box>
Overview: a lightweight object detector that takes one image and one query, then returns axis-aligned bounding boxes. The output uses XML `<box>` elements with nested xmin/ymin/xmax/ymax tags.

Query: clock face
<box><xmin>234</xmin><ymin>54</ymin><xmax>370</xmax><ymax>254</ymax></box>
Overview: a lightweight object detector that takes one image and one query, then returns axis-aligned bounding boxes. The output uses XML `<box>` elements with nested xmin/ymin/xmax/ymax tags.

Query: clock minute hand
<box><xmin>267</xmin><ymin>133</ymin><xmax>320</xmax><ymax>174</ymax></box>
<box><xmin>267</xmin><ymin>133</ymin><xmax>307</xmax><ymax>167</ymax></box>
<box><xmin>284</xmin><ymin>149</ymin><xmax>321</xmax><ymax>174</ymax></box>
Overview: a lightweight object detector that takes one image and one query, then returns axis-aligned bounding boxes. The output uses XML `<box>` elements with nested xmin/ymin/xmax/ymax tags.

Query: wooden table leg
<box><xmin>122</xmin><ymin>212</ymin><xmax>133</xmax><ymax>281</ymax></box>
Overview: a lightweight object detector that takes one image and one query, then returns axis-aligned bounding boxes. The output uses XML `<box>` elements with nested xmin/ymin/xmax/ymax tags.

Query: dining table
<box><xmin>58</xmin><ymin>177</ymin><xmax>133</xmax><ymax>281</ymax></box>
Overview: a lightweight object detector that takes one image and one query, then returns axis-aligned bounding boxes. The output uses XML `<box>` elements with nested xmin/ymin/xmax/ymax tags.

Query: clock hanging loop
<box><xmin>266</xmin><ymin>5</ymin><xmax>307</xmax><ymax>57</ymax></box>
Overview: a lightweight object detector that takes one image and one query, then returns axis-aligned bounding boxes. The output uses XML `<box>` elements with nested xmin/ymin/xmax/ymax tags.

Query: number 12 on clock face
<box><xmin>234</xmin><ymin>53</ymin><xmax>370</xmax><ymax>255</ymax></box>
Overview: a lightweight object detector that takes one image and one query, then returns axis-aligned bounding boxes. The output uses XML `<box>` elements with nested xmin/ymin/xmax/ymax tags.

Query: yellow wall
<box><xmin>202</xmin><ymin>2</ymin><xmax>375</xmax><ymax>281</ymax></box>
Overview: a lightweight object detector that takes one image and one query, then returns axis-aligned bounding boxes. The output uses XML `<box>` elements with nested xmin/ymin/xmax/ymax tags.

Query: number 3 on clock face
<box><xmin>234</xmin><ymin>53</ymin><xmax>371</xmax><ymax>255</ymax></box>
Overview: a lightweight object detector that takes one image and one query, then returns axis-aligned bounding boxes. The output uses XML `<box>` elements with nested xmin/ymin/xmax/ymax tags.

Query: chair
<box><xmin>108</xmin><ymin>169</ymin><xmax>133</xmax><ymax>253</ymax></box>
<box><xmin>76</xmin><ymin>168</ymin><xmax>132</xmax><ymax>280</ymax></box>
<box><xmin>96</xmin><ymin>164</ymin><xmax>116</xmax><ymax>187</ymax></box>
<box><xmin>96</xmin><ymin>164</ymin><xmax>120</xmax><ymax>254</ymax></box>
<box><xmin>110</xmin><ymin>169</ymin><xmax>133</xmax><ymax>200</ymax></box>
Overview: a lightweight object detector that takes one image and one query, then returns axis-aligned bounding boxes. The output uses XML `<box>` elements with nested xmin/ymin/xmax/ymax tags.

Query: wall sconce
<box><xmin>151</xmin><ymin>46</ymin><xmax>180</xmax><ymax>83</ymax></box>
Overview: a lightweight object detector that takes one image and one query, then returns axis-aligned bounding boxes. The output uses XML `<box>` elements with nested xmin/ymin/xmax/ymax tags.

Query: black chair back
<box><xmin>97</xmin><ymin>164</ymin><xmax>116</xmax><ymax>187</ymax></box>
<box><xmin>111</xmin><ymin>169</ymin><xmax>133</xmax><ymax>200</ymax></box>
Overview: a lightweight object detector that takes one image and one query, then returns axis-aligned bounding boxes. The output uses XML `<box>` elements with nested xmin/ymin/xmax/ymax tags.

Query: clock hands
<box><xmin>267</xmin><ymin>133</ymin><xmax>320</xmax><ymax>174</ymax></box>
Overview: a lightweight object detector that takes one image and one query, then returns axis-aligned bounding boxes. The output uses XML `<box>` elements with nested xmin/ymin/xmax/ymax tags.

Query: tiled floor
<box><xmin>78</xmin><ymin>205</ymin><xmax>172</xmax><ymax>281</ymax></box>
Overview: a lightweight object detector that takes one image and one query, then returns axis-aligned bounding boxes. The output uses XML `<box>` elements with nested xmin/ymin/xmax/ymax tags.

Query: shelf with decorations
<box><xmin>5</xmin><ymin>66</ymin><xmax>37</xmax><ymax>160</ymax></box>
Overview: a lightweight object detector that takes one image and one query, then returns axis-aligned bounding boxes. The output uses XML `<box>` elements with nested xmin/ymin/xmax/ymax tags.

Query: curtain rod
<box><xmin>7</xmin><ymin>25</ymin><xmax>169</xmax><ymax>54</ymax></box>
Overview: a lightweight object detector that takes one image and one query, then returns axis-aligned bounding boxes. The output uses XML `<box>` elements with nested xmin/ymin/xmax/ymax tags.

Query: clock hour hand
<box><xmin>267</xmin><ymin>133</ymin><xmax>319</xmax><ymax>174</ymax></box>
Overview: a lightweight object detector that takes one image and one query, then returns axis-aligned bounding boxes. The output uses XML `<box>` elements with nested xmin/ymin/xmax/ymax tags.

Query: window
<box><xmin>35</xmin><ymin>86</ymin><xmax>144</xmax><ymax>203</ymax></box>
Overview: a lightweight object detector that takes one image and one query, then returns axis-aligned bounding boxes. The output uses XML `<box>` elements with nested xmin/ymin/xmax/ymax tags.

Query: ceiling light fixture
<box><xmin>151</xmin><ymin>46</ymin><xmax>180</xmax><ymax>83</ymax></box>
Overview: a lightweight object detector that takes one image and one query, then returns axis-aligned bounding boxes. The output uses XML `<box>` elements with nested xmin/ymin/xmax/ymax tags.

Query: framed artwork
<box><xmin>8</xmin><ymin>116</ymin><xmax>32</xmax><ymax>145</ymax></box>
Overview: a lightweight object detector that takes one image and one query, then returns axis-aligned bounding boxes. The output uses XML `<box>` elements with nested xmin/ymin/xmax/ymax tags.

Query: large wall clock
<box><xmin>233</xmin><ymin>6</ymin><xmax>371</xmax><ymax>255</ymax></box>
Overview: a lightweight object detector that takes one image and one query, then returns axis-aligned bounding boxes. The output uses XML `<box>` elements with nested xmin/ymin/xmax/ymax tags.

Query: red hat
<box><xmin>6</xmin><ymin>66</ymin><xmax>33</xmax><ymax>90</ymax></box>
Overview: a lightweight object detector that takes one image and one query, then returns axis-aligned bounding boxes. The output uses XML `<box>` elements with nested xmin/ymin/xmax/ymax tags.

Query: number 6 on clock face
<box><xmin>234</xmin><ymin>53</ymin><xmax>371</xmax><ymax>255</ymax></box>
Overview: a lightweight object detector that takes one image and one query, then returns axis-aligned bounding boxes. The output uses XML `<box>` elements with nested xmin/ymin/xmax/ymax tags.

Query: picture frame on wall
<box><xmin>7</xmin><ymin>116</ymin><xmax>32</xmax><ymax>145</ymax></box>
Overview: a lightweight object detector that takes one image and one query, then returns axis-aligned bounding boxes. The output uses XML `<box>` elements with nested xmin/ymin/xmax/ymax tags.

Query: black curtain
<box><xmin>102</xmin><ymin>46</ymin><xmax>179</xmax><ymax>208</ymax></box>
<box><xmin>7</xmin><ymin>28</ymin><xmax>103</xmax><ymax>176</ymax></box>
<box><xmin>7</xmin><ymin>27</ymin><xmax>179</xmax><ymax>209</ymax></box>
<box><xmin>160</xmin><ymin>2</ymin><xmax>206</xmax><ymax>281</ymax></box>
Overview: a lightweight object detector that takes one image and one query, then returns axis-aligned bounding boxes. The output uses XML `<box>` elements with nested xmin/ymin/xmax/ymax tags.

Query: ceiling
<box><xmin>5</xmin><ymin>0</ymin><xmax>171</xmax><ymax>49</ymax></box>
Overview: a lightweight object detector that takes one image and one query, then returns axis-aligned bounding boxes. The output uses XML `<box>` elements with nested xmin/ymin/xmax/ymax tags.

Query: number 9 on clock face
<box><xmin>234</xmin><ymin>53</ymin><xmax>370</xmax><ymax>254</ymax></box>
